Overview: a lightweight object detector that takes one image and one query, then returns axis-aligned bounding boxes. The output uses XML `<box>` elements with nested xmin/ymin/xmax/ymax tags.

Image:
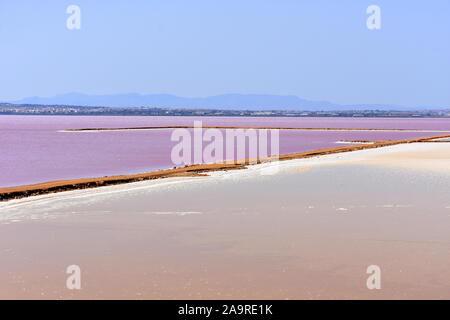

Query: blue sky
<box><xmin>0</xmin><ymin>0</ymin><xmax>449</xmax><ymax>107</ymax></box>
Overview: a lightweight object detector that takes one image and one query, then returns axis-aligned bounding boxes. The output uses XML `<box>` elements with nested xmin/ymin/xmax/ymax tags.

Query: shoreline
<box><xmin>1</xmin><ymin>141</ymin><xmax>449</xmax><ymax>299</ymax></box>
<box><xmin>2</xmin><ymin>133</ymin><xmax>450</xmax><ymax>202</ymax></box>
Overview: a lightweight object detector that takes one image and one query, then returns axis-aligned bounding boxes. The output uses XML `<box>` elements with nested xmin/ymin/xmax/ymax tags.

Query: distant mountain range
<box><xmin>7</xmin><ymin>93</ymin><xmax>447</xmax><ymax>111</ymax></box>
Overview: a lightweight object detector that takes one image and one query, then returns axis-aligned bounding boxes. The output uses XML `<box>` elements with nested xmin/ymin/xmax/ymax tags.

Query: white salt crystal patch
<box><xmin>147</xmin><ymin>211</ymin><xmax>203</xmax><ymax>216</ymax></box>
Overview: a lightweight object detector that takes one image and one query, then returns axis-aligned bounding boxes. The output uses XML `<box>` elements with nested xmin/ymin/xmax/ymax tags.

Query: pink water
<box><xmin>1</xmin><ymin>115</ymin><xmax>449</xmax><ymax>187</ymax></box>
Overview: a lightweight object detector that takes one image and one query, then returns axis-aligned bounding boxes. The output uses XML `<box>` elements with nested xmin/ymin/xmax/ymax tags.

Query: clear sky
<box><xmin>0</xmin><ymin>0</ymin><xmax>449</xmax><ymax>107</ymax></box>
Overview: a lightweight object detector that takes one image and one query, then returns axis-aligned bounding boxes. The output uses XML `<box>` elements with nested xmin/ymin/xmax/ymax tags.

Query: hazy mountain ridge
<box><xmin>9</xmin><ymin>93</ymin><xmax>447</xmax><ymax>111</ymax></box>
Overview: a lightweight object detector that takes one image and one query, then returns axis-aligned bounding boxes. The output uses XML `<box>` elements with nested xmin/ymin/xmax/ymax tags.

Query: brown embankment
<box><xmin>1</xmin><ymin>134</ymin><xmax>450</xmax><ymax>202</ymax></box>
<box><xmin>64</xmin><ymin>126</ymin><xmax>450</xmax><ymax>132</ymax></box>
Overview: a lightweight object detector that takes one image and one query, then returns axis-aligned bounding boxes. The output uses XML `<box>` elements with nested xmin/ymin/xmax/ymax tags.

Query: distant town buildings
<box><xmin>1</xmin><ymin>103</ymin><xmax>449</xmax><ymax>118</ymax></box>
